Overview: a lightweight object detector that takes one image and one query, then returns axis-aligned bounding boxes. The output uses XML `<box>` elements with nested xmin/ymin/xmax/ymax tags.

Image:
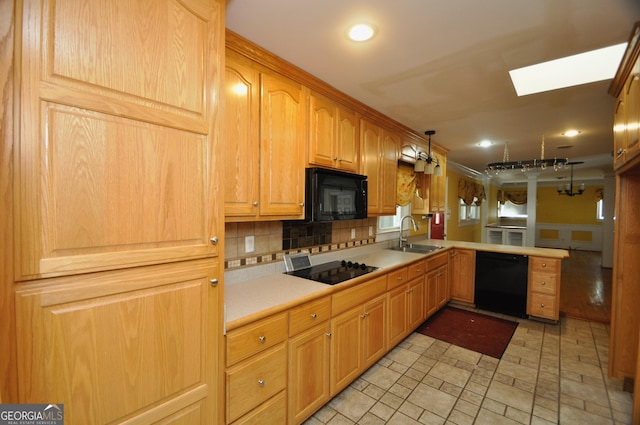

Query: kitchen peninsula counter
<box><xmin>224</xmin><ymin>239</ymin><xmax>568</xmax><ymax>330</ymax></box>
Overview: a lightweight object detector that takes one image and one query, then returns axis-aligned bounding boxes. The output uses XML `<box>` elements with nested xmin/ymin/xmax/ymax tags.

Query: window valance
<box><xmin>396</xmin><ymin>163</ymin><xmax>417</xmax><ymax>207</ymax></box>
<box><xmin>594</xmin><ymin>188</ymin><xmax>603</xmax><ymax>203</ymax></box>
<box><xmin>498</xmin><ymin>190</ymin><xmax>527</xmax><ymax>205</ymax></box>
<box><xmin>457</xmin><ymin>178</ymin><xmax>486</xmax><ymax>206</ymax></box>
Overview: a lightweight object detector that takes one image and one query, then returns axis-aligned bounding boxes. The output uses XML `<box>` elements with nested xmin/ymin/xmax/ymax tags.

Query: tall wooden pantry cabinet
<box><xmin>1</xmin><ymin>0</ymin><xmax>226</xmax><ymax>424</ymax></box>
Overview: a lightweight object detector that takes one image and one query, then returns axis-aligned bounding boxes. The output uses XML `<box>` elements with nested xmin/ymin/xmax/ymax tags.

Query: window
<box><xmin>459</xmin><ymin>198</ymin><xmax>480</xmax><ymax>224</ymax></box>
<box><xmin>498</xmin><ymin>200</ymin><xmax>527</xmax><ymax>218</ymax></box>
<box><xmin>596</xmin><ymin>199</ymin><xmax>604</xmax><ymax>221</ymax></box>
<box><xmin>378</xmin><ymin>204</ymin><xmax>411</xmax><ymax>232</ymax></box>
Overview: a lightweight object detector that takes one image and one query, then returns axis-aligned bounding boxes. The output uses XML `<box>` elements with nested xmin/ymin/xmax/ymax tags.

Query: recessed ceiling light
<box><xmin>509</xmin><ymin>43</ymin><xmax>627</xmax><ymax>96</ymax></box>
<box><xmin>562</xmin><ymin>129</ymin><xmax>581</xmax><ymax>137</ymax></box>
<box><xmin>347</xmin><ymin>24</ymin><xmax>375</xmax><ymax>42</ymax></box>
<box><xmin>477</xmin><ymin>140</ymin><xmax>493</xmax><ymax>148</ymax></box>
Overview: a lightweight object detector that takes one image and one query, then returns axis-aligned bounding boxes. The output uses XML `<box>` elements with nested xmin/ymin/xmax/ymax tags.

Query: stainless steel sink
<box><xmin>388</xmin><ymin>244</ymin><xmax>443</xmax><ymax>254</ymax></box>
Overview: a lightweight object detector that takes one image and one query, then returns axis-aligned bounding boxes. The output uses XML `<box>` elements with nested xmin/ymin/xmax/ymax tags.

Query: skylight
<box><xmin>509</xmin><ymin>43</ymin><xmax>627</xmax><ymax>96</ymax></box>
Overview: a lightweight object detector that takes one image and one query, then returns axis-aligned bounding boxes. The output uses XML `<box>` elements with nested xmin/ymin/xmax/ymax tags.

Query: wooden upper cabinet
<box><xmin>380</xmin><ymin>131</ymin><xmax>400</xmax><ymax>214</ymax></box>
<box><xmin>429</xmin><ymin>149</ymin><xmax>447</xmax><ymax>212</ymax></box>
<box><xmin>308</xmin><ymin>92</ymin><xmax>360</xmax><ymax>173</ymax></box>
<box><xmin>259</xmin><ymin>73</ymin><xmax>307</xmax><ymax>218</ymax></box>
<box><xmin>224</xmin><ymin>56</ymin><xmax>261</xmax><ymax>217</ymax></box>
<box><xmin>610</xmin><ymin>22</ymin><xmax>640</xmax><ymax>170</ymax></box>
<box><xmin>361</xmin><ymin>119</ymin><xmax>398</xmax><ymax>216</ymax></box>
<box><xmin>16</xmin><ymin>0</ymin><xmax>222</xmax><ymax>280</ymax></box>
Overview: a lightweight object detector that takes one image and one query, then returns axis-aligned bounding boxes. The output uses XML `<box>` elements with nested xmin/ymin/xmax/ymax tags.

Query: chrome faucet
<box><xmin>399</xmin><ymin>215</ymin><xmax>419</xmax><ymax>248</ymax></box>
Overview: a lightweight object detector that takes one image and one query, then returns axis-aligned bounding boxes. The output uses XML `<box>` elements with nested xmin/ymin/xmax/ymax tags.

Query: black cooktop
<box><xmin>285</xmin><ymin>260</ymin><xmax>379</xmax><ymax>285</ymax></box>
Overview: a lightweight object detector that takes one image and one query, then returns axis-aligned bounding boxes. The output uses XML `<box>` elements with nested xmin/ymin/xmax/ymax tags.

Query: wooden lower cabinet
<box><xmin>449</xmin><ymin>249</ymin><xmax>476</xmax><ymax>304</ymax></box>
<box><xmin>388</xmin><ymin>277</ymin><xmax>424</xmax><ymax>347</ymax></box>
<box><xmin>287</xmin><ymin>296</ymin><xmax>333</xmax><ymax>424</ymax></box>
<box><xmin>15</xmin><ymin>259</ymin><xmax>221</xmax><ymax>424</ymax></box>
<box><xmin>526</xmin><ymin>256</ymin><xmax>561</xmax><ymax>321</ymax></box>
<box><xmin>289</xmin><ymin>323</ymin><xmax>331</xmax><ymax>424</ymax></box>
<box><xmin>427</xmin><ymin>253</ymin><xmax>450</xmax><ymax>309</ymax></box>
<box><xmin>225</xmin><ymin>312</ymin><xmax>288</xmax><ymax>424</ymax></box>
<box><xmin>330</xmin><ymin>293</ymin><xmax>387</xmax><ymax>396</ymax></box>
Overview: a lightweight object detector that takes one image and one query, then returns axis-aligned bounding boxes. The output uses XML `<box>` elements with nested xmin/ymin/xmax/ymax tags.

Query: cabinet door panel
<box><xmin>330</xmin><ymin>307</ymin><xmax>362</xmax><ymax>394</ymax></box>
<box><xmin>380</xmin><ymin>131</ymin><xmax>399</xmax><ymax>214</ymax></box>
<box><xmin>15</xmin><ymin>259</ymin><xmax>219</xmax><ymax>424</ymax></box>
<box><xmin>309</xmin><ymin>92</ymin><xmax>337</xmax><ymax>168</ymax></box>
<box><xmin>336</xmin><ymin>107</ymin><xmax>360</xmax><ymax>173</ymax></box>
<box><xmin>224</xmin><ymin>59</ymin><xmax>260</xmax><ymax>217</ymax></box>
<box><xmin>259</xmin><ymin>74</ymin><xmax>306</xmax><ymax>217</ymax></box>
<box><xmin>361</xmin><ymin>120</ymin><xmax>382</xmax><ymax>213</ymax></box>
<box><xmin>289</xmin><ymin>323</ymin><xmax>331</xmax><ymax>424</ymax></box>
<box><xmin>363</xmin><ymin>295</ymin><xmax>387</xmax><ymax>367</ymax></box>
<box><xmin>387</xmin><ymin>285</ymin><xmax>408</xmax><ymax>347</ymax></box>
<box><xmin>18</xmin><ymin>0</ymin><xmax>222</xmax><ymax>279</ymax></box>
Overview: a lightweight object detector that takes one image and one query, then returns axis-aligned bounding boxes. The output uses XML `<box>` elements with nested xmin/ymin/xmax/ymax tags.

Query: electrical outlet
<box><xmin>351</xmin><ymin>228</ymin><xmax>356</xmax><ymax>239</ymax></box>
<box><xmin>368</xmin><ymin>226</ymin><xmax>373</xmax><ymax>236</ymax></box>
<box><xmin>245</xmin><ymin>235</ymin><xmax>255</xmax><ymax>253</ymax></box>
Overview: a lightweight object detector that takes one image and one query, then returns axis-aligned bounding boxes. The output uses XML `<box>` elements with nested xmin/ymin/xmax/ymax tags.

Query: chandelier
<box><xmin>485</xmin><ymin>136</ymin><xmax>568</xmax><ymax>175</ymax></box>
<box><xmin>557</xmin><ymin>161</ymin><xmax>585</xmax><ymax>196</ymax></box>
<box><xmin>414</xmin><ymin>130</ymin><xmax>442</xmax><ymax>176</ymax></box>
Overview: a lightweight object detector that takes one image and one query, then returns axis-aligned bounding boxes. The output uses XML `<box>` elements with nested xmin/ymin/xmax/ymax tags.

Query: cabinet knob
<box><xmin>310</xmin><ymin>313</ymin><xmax>317</xmax><ymax>319</ymax></box>
<box><xmin>253</xmin><ymin>201</ymin><xmax>259</xmax><ymax>206</ymax></box>
<box><xmin>326</xmin><ymin>333</ymin><xmax>332</xmax><ymax>338</ymax></box>
<box><xmin>617</xmin><ymin>148</ymin><xmax>626</xmax><ymax>158</ymax></box>
<box><xmin>209</xmin><ymin>278</ymin><xmax>218</xmax><ymax>287</ymax></box>
<box><xmin>540</xmin><ymin>281</ymin><xmax>546</xmax><ymax>286</ymax></box>
<box><xmin>540</xmin><ymin>303</ymin><xmax>545</xmax><ymax>308</ymax></box>
<box><xmin>299</xmin><ymin>202</ymin><xmax>305</xmax><ymax>207</ymax></box>
<box><xmin>541</xmin><ymin>263</ymin><xmax>546</xmax><ymax>268</ymax></box>
<box><xmin>258</xmin><ymin>379</ymin><xmax>265</xmax><ymax>387</ymax></box>
<box><xmin>258</xmin><ymin>336</ymin><xmax>266</xmax><ymax>344</ymax></box>
<box><xmin>360</xmin><ymin>314</ymin><xmax>366</xmax><ymax>319</ymax></box>
<box><xmin>209</xmin><ymin>237</ymin><xmax>218</xmax><ymax>245</ymax></box>
<box><xmin>397</xmin><ymin>276</ymin><xmax>403</xmax><ymax>281</ymax></box>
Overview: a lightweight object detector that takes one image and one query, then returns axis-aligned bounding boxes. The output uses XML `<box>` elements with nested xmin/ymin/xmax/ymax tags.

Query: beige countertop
<box><xmin>224</xmin><ymin>239</ymin><xmax>569</xmax><ymax>331</ymax></box>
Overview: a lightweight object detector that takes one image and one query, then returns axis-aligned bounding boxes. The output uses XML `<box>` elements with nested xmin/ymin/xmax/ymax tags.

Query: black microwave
<box><xmin>305</xmin><ymin>168</ymin><xmax>368</xmax><ymax>222</ymax></box>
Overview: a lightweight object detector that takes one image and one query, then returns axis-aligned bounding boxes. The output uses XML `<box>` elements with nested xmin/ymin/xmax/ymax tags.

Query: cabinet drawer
<box><xmin>226</xmin><ymin>312</ymin><xmax>288</xmax><ymax>366</ymax></box>
<box><xmin>226</xmin><ymin>344</ymin><xmax>287</xmax><ymax>423</ymax></box>
<box><xmin>386</xmin><ymin>267</ymin><xmax>409</xmax><ymax>290</ymax></box>
<box><xmin>529</xmin><ymin>271</ymin><xmax>557</xmax><ymax>295</ymax></box>
<box><xmin>332</xmin><ymin>275</ymin><xmax>387</xmax><ymax>316</ymax></box>
<box><xmin>529</xmin><ymin>257</ymin><xmax>560</xmax><ymax>273</ymax></box>
<box><xmin>407</xmin><ymin>260</ymin><xmax>426</xmax><ymax>281</ymax></box>
<box><xmin>231</xmin><ymin>390</ymin><xmax>286</xmax><ymax>425</ymax></box>
<box><xmin>528</xmin><ymin>293</ymin><xmax>557</xmax><ymax>319</ymax></box>
<box><xmin>426</xmin><ymin>252</ymin><xmax>448</xmax><ymax>270</ymax></box>
<box><xmin>289</xmin><ymin>296</ymin><xmax>331</xmax><ymax>336</ymax></box>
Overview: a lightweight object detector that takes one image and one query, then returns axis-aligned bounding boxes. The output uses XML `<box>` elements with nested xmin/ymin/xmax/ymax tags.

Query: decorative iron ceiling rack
<box><xmin>485</xmin><ymin>137</ymin><xmax>569</xmax><ymax>175</ymax></box>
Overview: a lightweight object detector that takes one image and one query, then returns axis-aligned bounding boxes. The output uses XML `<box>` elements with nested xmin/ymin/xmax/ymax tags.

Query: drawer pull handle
<box><xmin>326</xmin><ymin>333</ymin><xmax>332</xmax><ymax>338</ymax></box>
<box><xmin>540</xmin><ymin>281</ymin><xmax>546</xmax><ymax>286</ymax></box>
<box><xmin>541</xmin><ymin>263</ymin><xmax>547</xmax><ymax>268</ymax></box>
<box><xmin>540</xmin><ymin>303</ymin><xmax>545</xmax><ymax>308</ymax></box>
<box><xmin>397</xmin><ymin>276</ymin><xmax>403</xmax><ymax>280</ymax></box>
<box><xmin>258</xmin><ymin>379</ymin><xmax>265</xmax><ymax>387</ymax></box>
<box><xmin>258</xmin><ymin>336</ymin><xmax>266</xmax><ymax>344</ymax></box>
<box><xmin>360</xmin><ymin>314</ymin><xmax>366</xmax><ymax>319</ymax></box>
<box><xmin>252</xmin><ymin>201</ymin><xmax>259</xmax><ymax>206</ymax></box>
<box><xmin>310</xmin><ymin>313</ymin><xmax>317</xmax><ymax>319</ymax></box>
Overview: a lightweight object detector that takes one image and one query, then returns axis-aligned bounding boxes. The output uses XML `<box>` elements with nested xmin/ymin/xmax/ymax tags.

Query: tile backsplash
<box><xmin>225</xmin><ymin>217</ymin><xmax>378</xmax><ymax>270</ymax></box>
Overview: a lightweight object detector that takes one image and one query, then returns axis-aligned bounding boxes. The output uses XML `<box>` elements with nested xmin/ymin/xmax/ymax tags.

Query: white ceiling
<box><xmin>226</xmin><ymin>0</ymin><xmax>640</xmax><ymax>184</ymax></box>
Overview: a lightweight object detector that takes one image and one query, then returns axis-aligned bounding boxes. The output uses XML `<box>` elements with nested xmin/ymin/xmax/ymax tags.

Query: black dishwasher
<box><xmin>475</xmin><ymin>251</ymin><xmax>528</xmax><ymax>318</ymax></box>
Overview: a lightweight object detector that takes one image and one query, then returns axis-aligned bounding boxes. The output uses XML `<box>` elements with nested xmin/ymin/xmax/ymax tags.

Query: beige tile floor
<box><xmin>304</xmin><ymin>311</ymin><xmax>633</xmax><ymax>425</ymax></box>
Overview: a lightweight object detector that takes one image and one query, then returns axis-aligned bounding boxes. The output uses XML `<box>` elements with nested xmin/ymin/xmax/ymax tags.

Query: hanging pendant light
<box><xmin>557</xmin><ymin>161</ymin><xmax>585</xmax><ymax>196</ymax></box>
<box><xmin>423</xmin><ymin>130</ymin><xmax>436</xmax><ymax>175</ymax></box>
